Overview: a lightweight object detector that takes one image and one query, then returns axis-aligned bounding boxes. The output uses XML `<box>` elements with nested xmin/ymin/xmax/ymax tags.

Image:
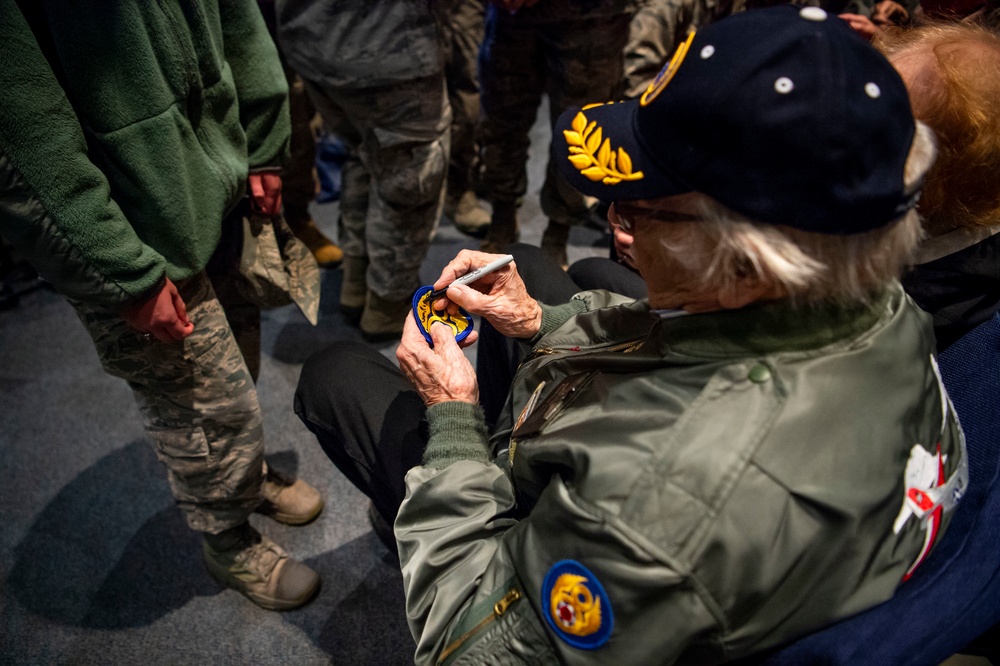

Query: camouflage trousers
<box><xmin>303</xmin><ymin>74</ymin><xmax>450</xmax><ymax>301</ymax></box>
<box><xmin>71</xmin><ymin>271</ymin><xmax>265</xmax><ymax>534</ymax></box>
<box><xmin>444</xmin><ymin>0</ymin><xmax>486</xmax><ymax>196</ymax></box>
<box><xmin>478</xmin><ymin>11</ymin><xmax>631</xmax><ymax>224</ymax></box>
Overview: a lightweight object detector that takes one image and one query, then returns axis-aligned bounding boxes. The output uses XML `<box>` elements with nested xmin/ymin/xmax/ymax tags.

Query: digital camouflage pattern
<box><xmin>302</xmin><ymin>76</ymin><xmax>450</xmax><ymax>301</ymax></box>
<box><xmin>237</xmin><ymin>214</ymin><xmax>321</xmax><ymax>326</ymax></box>
<box><xmin>624</xmin><ymin>0</ymin><xmax>918</xmax><ymax>99</ymax></box>
<box><xmin>478</xmin><ymin>5</ymin><xmax>634</xmax><ymax>225</ymax></box>
<box><xmin>278</xmin><ymin>0</ymin><xmax>451</xmax><ymax>301</ymax></box>
<box><xmin>71</xmin><ymin>272</ymin><xmax>265</xmax><ymax>534</ymax></box>
<box><xmin>276</xmin><ymin>0</ymin><xmax>450</xmax><ymax>89</ymax></box>
<box><xmin>444</xmin><ymin>0</ymin><xmax>486</xmax><ymax>197</ymax></box>
<box><xmin>624</xmin><ymin>0</ymin><xmax>745</xmax><ymax>98</ymax></box>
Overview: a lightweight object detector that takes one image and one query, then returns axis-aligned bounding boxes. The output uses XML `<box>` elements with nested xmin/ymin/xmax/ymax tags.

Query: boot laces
<box><xmin>235</xmin><ymin>537</ymin><xmax>283</xmax><ymax>580</ymax></box>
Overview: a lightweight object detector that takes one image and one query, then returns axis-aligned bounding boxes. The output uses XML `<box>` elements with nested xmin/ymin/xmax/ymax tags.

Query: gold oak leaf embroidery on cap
<box><xmin>564</xmin><ymin>111</ymin><xmax>644</xmax><ymax>185</ymax></box>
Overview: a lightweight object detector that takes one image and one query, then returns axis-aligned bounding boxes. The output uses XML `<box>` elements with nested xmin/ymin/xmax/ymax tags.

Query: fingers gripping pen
<box><xmin>427</xmin><ymin>254</ymin><xmax>515</xmax><ymax>302</ymax></box>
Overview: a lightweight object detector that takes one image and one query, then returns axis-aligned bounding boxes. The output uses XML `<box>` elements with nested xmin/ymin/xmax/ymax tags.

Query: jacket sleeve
<box><xmin>531</xmin><ymin>289</ymin><xmax>637</xmax><ymax>344</ymax></box>
<box><xmin>0</xmin><ymin>0</ymin><xmax>165</xmax><ymax>307</ymax></box>
<box><xmin>396</xmin><ymin>401</ymin><xmax>522</xmax><ymax>664</ymax></box>
<box><xmin>218</xmin><ymin>0</ymin><xmax>290</xmax><ymax>170</ymax></box>
<box><xmin>623</xmin><ymin>0</ymin><xmax>692</xmax><ymax>99</ymax></box>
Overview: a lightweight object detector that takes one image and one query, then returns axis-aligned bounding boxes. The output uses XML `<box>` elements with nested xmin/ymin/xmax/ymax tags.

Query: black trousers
<box><xmin>294</xmin><ymin>343</ymin><xmax>428</xmax><ymax>527</ymax></box>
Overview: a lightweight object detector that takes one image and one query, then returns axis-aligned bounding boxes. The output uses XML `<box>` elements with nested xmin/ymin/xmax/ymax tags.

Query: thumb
<box><xmin>430</xmin><ymin>320</ymin><xmax>457</xmax><ymax>349</ymax></box>
<box><xmin>249</xmin><ymin>174</ymin><xmax>265</xmax><ymax>200</ymax></box>
<box><xmin>169</xmin><ymin>283</ymin><xmax>191</xmax><ymax>327</ymax></box>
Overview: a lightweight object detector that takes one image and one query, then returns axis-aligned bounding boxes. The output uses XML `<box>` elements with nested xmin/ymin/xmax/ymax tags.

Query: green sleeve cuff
<box><xmin>423</xmin><ymin>401</ymin><xmax>490</xmax><ymax>468</ymax></box>
<box><xmin>533</xmin><ymin>300</ymin><xmax>588</xmax><ymax>343</ymax></box>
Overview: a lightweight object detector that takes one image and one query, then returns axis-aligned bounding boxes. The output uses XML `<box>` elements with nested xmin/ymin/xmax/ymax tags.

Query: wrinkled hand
<box><xmin>432</xmin><ymin>249</ymin><xmax>543</xmax><ymax>339</ymax></box>
<box><xmin>838</xmin><ymin>13</ymin><xmax>879</xmax><ymax>39</ymax></box>
<box><xmin>248</xmin><ymin>171</ymin><xmax>283</xmax><ymax>216</ymax></box>
<box><xmin>397</xmin><ymin>315</ymin><xmax>479</xmax><ymax>407</ymax></box>
<box><xmin>122</xmin><ymin>277</ymin><xmax>194</xmax><ymax>342</ymax></box>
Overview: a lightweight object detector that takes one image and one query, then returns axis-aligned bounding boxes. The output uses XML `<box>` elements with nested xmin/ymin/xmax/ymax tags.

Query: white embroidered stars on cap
<box><xmin>799</xmin><ymin>6</ymin><xmax>828</xmax><ymax>20</ymax></box>
<box><xmin>775</xmin><ymin>77</ymin><xmax>794</xmax><ymax>93</ymax></box>
<box><xmin>700</xmin><ymin>45</ymin><xmax>715</xmax><ymax>59</ymax></box>
<box><xmin>865</xmin><ymin>82</ymin><xmax>882</xmax><ymax>98</ymax></box>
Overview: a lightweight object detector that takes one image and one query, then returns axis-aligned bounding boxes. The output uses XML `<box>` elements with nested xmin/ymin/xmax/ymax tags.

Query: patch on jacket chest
<box><xmin>542</xmin><ymin>560</ymin><xmax>613</xmax><ymax>649</ymax></box>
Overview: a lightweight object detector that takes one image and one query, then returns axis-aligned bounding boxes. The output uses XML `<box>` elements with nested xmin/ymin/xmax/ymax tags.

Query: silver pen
<box><xmin>427</xmin><ymin>254</ymin><xmax>514</xmax><ymax>302</ymax></box>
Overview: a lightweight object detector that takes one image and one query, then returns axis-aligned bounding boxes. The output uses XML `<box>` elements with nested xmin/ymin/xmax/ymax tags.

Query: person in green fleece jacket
<box><xmin>294</xmin><ymin>7</ymin><xmax>967</xmax><ymax>662</ymax></box>
<box><xmin>0</xmin><ymin>0</ymin><xmax>322</xmax><ymax>610</ymax></box>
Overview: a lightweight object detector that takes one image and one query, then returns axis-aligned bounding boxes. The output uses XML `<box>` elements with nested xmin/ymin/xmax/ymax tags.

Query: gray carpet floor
<box><xmin>0</xmin><ymin>102</ymin><xmax>609</xmax><ymax>666</ymax></box>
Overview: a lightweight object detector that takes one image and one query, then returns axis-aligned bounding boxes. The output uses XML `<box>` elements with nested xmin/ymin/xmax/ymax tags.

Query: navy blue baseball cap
<box><xmin>552</xmin><ymin>5</ymin><xmax>920</xmax><ymax>234</ymax></box>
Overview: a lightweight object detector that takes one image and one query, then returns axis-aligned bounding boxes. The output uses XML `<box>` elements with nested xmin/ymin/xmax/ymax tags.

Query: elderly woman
<box><xmin>295</xmin><ymin>6</ymin><xmax>965</xmax><ymax>664</ymax></box>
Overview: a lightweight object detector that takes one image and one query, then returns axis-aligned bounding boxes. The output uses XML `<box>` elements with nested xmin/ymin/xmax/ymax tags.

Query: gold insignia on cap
<box><xmin>640</xmin><ymin>29</ymin><xmax>696</xmax><ymax>107</ymax></box>
<box><xmin>564</xmin><ymin>111</ymin><xmax>644</xmax><ymax>185</ymax></box>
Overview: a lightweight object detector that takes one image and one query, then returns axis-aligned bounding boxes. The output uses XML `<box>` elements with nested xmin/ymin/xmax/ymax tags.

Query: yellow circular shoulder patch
<box><xmin>542</xmin><ymin>560</ymin><xmax>613</xmax><ymax>649</ymax></box>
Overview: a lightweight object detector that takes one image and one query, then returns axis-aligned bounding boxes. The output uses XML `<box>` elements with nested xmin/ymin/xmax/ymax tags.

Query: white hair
<box><xmin>651</xmin><ymin>121</ymin><xmax>936</xmax><ymax>303</ymax></box>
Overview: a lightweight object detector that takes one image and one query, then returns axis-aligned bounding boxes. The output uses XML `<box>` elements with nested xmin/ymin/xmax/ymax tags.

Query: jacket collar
<box><xmin>653</xmin><ymin>283</ymin><xmax>897</xmax><ymax>358</ymax></box>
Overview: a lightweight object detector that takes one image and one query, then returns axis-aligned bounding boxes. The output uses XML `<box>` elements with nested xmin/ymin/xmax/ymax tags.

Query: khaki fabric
<box><xmin>72</xmin><ymin>272</ymin><xmax>266</xmax><ymax>534</ymax></box>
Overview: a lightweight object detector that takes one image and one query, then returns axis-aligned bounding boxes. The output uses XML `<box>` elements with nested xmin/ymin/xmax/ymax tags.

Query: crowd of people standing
<box><xmin>2</xmin><ymin>0</ymin><xmax>999</xmax><ymax>663</ymax></box>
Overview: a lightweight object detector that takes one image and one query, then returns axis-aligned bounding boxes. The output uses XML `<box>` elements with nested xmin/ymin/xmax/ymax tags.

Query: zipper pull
<box><xmin>493</xmin><ymin>588</ymin><xmax>522</xmax><ymax>616</ymax></box>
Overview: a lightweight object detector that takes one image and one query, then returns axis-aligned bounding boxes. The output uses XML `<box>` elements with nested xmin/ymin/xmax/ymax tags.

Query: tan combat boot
<box><xmin>256</xmin><ymin>467</ymin><xmax>324</xmax><ymax>526</ymax></box>
<box><xmin>446</xmin><ymin>189</ymin><xmax>491</xmax><ymax>238</ymax></box>
<box><xmin>287</xmin><ymin>218</ymin><xmax>343</xmax><ymax>268</ymax></box>
<box><xmin>339</xmin><ymin>255</ymin><xmax>368</xmax><ymax>325</ymax></box>
<box><xmin>203</xmin><ymin>523</ymin><xmax>320</xmax><ymax>611</ymax></box>
<box><xmin>359</xmin><ymin>290</ymin><xmax>412</xmax><ymax>342</ymax></box>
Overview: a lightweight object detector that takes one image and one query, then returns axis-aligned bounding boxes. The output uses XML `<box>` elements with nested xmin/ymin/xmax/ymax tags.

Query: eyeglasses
<box><xmin>609</xmin><ymin>201</ymin><xmax>702</xmax><ymax>233</ymax></box>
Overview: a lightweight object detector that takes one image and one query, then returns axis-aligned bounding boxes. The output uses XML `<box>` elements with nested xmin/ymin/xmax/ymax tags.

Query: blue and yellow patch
<box><xmin>542</xmin><ymin>560</ymin><xmax>613</xmax><ymax>650</ymax></box>
<box><xmin>411</xmin><ymin>285</ymin><xmax>473</xmax><ymax>346</ymax></box>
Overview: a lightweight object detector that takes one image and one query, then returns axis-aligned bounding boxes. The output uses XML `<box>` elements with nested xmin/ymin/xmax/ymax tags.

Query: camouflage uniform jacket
<box><xmin>276</xmin><ymin>0</ymin><xmax>453</xmax><ymax>90</ymax></box>
<box><xmin>624</xmin><ymin>0</ymin><xmax>745</xmax><ymax>98</ymax></box>
<box><xmin>397</xmin><ymin>284</ymin><xmax>966</xmax><ymax>664</ymax></box>
<box><xmin>0</xmin><ymin>0</ymin><xmax>290</xmax><ymax>308</ymax></box>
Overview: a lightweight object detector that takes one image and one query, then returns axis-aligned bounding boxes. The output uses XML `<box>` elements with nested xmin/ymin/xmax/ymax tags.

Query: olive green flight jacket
<box><xmin>397</xmin><ymin>285</ymin><xmax>966</xmax><ymax>664</ymax></box>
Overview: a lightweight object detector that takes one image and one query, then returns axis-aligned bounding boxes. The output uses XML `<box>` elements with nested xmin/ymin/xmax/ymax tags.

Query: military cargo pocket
<box><xmin>375</xmin><ymin>134</ymin><xmax>448</xmax><ymax>209</ymax></box>
<box><xmin>150</xmin><ymin>427</ymin><xmax>210</xmax><ymax>483</ymax></box>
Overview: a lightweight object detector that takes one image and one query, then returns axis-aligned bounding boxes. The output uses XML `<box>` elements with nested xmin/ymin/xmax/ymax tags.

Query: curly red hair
<box><xmin>877</xmin><ymin>22</ymin><xmax>1000</xmax><ymax>234</ymax></box>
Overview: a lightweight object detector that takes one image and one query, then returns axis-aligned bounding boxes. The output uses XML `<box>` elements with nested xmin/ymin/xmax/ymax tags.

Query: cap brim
<box><xmin>552</xmin><ymin>100</ymin><xmax>691</xmax><ymax>202</ymax></box>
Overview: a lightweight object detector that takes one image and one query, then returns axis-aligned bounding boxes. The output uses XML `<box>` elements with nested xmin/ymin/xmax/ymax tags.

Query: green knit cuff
<box><xmin>423</xmin><ymin>401</ymin><xmax>490</xmax><ymax>468</ymax></box>
<box><xmin>534</xmin><ymin>300</ymin><xmax>588</xmax><ymax>343</ymax></box>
